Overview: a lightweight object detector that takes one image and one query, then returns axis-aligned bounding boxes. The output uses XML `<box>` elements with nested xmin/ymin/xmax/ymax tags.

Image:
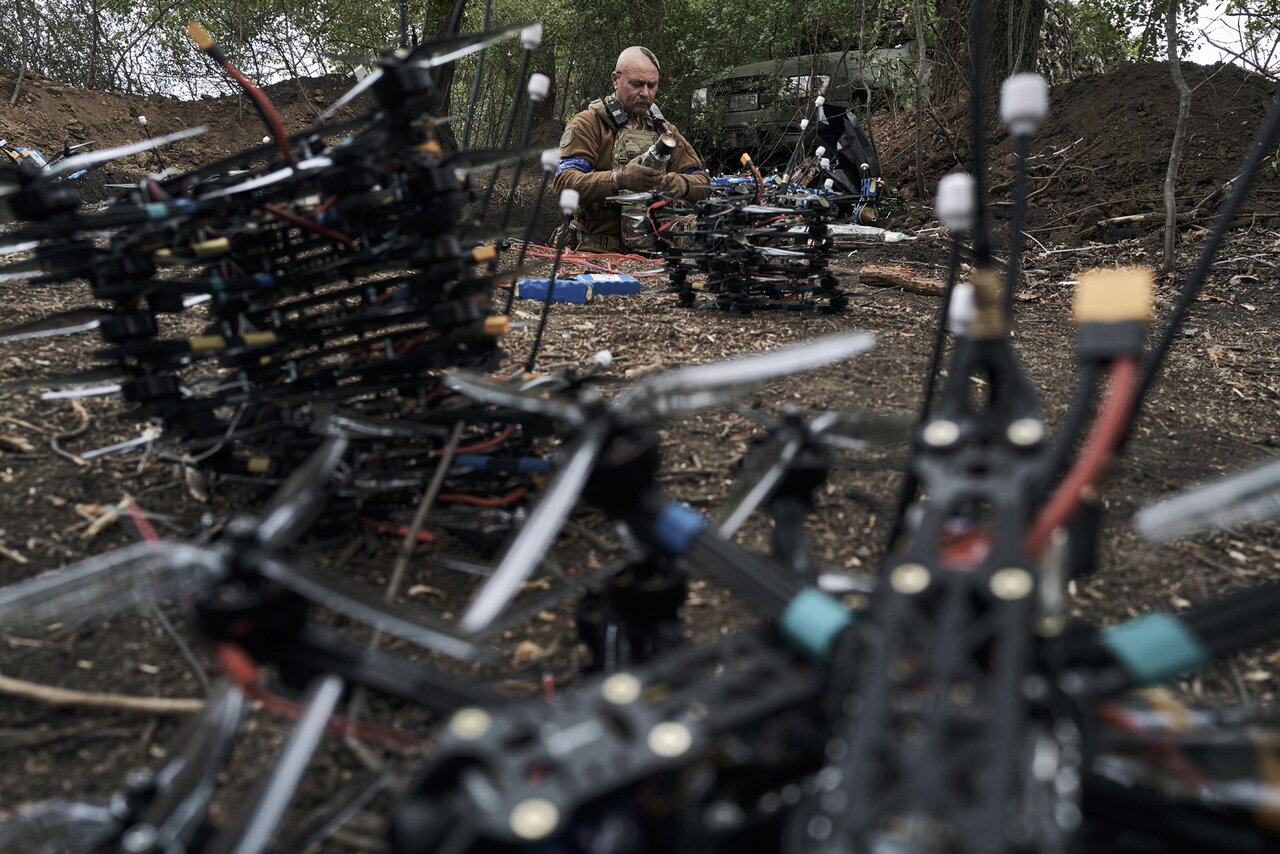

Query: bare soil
<box><xmin>1</xmin><ymin>62</ymin><xmax>1279</xmax><ymax>850</ymax></box>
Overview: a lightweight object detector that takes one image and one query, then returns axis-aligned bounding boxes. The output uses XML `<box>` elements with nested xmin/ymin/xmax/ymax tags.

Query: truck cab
<box><xmin>691</xmin><ymin>44</ymin><xmax>920</xmax><ymax>164</ymax></box>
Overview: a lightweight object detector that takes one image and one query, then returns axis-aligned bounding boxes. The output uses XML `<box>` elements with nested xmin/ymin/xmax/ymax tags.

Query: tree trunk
<box><xmin>1163</xmin><ymin>0</ymin><xmax>1192</xmax><ymax>273</ymax></box>
<box><xmin>930</xmin><ymin>0</ymin><xmax>1047</xmax><ymax>104</ymax></box>
<box><xmin>913</xmin><ymin>0</ymin><xmax>928</xmax><ymax>199</ymax></box>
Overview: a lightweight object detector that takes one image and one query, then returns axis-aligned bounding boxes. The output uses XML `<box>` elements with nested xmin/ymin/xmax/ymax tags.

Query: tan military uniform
<box><xmin>553</xmin><ymin>96</ymin><xmax>710</xmax><ymax>252</ymax></box>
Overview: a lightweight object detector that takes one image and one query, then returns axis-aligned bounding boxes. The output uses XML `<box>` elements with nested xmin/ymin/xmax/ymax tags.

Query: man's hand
<box><xmin>662</xmin><ymin>172</ymin><xmax>691</xmax><ymax>197</ymax></box>
<box><xmin>613</xmin><ymin>154</ymin><xmax>663</xmax><ymax>192</ymax></box>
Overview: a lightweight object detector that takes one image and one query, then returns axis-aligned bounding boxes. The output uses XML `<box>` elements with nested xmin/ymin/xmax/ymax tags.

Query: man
<box><xmin>553</xmin><ymin>45</ymin><xmax>710</xmax><ymax>253</ymax></box>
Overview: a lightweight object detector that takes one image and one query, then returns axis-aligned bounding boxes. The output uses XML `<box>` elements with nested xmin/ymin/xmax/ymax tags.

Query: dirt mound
<box><xmin>874</xmin><ymin>61</ymin><xmax>1280</xmax><ymax>243</ymax></box>
<box><xmin>0</xmin><ymin>71</ymin><xmax>369</xmax><ymax>183</ymax></box>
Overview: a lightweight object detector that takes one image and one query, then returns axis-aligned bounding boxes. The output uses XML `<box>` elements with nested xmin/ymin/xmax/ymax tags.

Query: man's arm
<box><xmin>552</xmin><ymin>113</ymin><xmax>618</xmax><ymax>205</ymax></box>
<box><xmin>662</xmin><ymin>123</ymin><xmax>711</xmax><ymax>201</ymax></box>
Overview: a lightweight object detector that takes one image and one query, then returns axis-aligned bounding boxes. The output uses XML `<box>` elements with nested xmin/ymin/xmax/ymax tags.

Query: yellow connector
<box><xmin>247</xmin><ymin>456</ymin><xmax>271</xmax><ymax>474</ymax></box>
<box><xmin>968</xmin><ymin>265</ymin><xmax>1006</xmax><ymax>339</ymax></box>
<box><xmin>188</xmin><ymin>334</ymin><xmax>226</xmax><ymax>353</ymax></box>
<box><xmin>740</xmin><ymin>152</ymin><xmax>752</xmax><ymax>166</ymax></box>
<box><xmin>193</xmin><ymin>237</ymin><xmax>230</xmax><ymax>259</ymax></box>
<box><xmin>241</xmin><ymin>331</ymin><xmax>278</xmax><ymax>347</ymax></box>
<box><xmin>484</xmin><ymin>316</ymin><xmax>510</xmax><ymax>336</ymax></box>
<box><xmin>186</xmin><ymin>21</ymin><xmax>215</xmax><ymax>52</ymax></box>
<box><xmin>1073</xmin><ymin>266</ymin><xmax>1154</xmax><ymax>324</ymax></box>
<box><xmin>472</xmin><ymin>244</ymin><xmax>498</xmax><ymax>263</ymax></box>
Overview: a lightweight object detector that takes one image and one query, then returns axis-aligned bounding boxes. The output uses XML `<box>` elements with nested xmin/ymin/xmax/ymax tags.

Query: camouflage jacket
<box><xmin>552</xmin><ymin>96</ymin><xmax>709</xmax><ymax>251</ymax></box>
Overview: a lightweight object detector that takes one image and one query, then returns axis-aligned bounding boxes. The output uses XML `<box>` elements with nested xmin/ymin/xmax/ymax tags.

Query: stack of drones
<box><xmin>0</xmin><ymin>21</ymin><xmax>582</xmax><ymax>545</ymax></box>
<box><xmin>3</xmin><ymin>1</ymin><xmax>1280</xmax><ymax>851</ymax></box>
<box><xmin>658</xmin><ymin>180</ymin><xmax>849</xmax><ymax>314</ymax></box>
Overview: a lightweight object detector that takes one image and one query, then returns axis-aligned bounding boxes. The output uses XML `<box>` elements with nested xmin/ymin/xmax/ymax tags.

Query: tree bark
<box><xmin>1163</xmin><ymin>0</ymin><xmax>1192</xmax><ymax>273</ymax></box>
<box><xmin>913</xmin><ymin>0</ymin><xmax>928</xmax><ymax>198</ymax></box>
<box><xmin>930</xmin><ymin>0</ymin><xmax>1047</xmax><ymax>104</ymax></box>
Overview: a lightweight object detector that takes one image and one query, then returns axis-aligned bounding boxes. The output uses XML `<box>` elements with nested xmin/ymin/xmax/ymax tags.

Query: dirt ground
<box><xmin>1</xmin><ymin>61</ymin><xmax>1280</xmax><ymax>849</ymax></box>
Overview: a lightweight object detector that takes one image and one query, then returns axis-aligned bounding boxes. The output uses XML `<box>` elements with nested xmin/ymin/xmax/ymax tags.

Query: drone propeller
<box><xmin>447</xmin><ymin>331</ymin><xmax>877</xmax><ymax>633</ymax></box>
<box><xmin>1</xmin><ymin>363</ymin><xmax>134</xmax><ymax>391</ymax></box>
<box><xmin>201</xmin><ymin>156</ymin><xmax>332</xmax><ymax>200</ymax></box>
<box><xmin>444</xmin><ymin>371</ymin><xmax>588</xmax><ymax>426</ymax></box>
<box><xmin>458</xmin><ymin>422</ymin><xmax>609</xmax><ymax>633</ymax></box>
<box><xmin>1135</xmin><ymin>458</ymin><xmax>1280</xmax><ymax>542</ymax></box>
<box><xmin>46</xmin><ymin>126</ymin><xmax>209</xmax><ymax>178</ymax></box>
<box><xmin>0</xmin><ymin>440</ymin><xmax>490</xmax><ymax>660</ymax></box>
<box><xmin>0</xmin><ymin>307</ymin><xmax>112</xmax><ymax>342</ymax></box>
<box><xmin>717</xmin><ymin>434</ymin><xmax>804</xmax><ymax>538</ymax></box>
<box><xmin>253</xmin><ymin>436</ymin><xmax>349</xmax><ymax>550</ymax></box>
<box><xmin>0</xmin><ymin>800</ymin><xmax>118</xmax><ymax>854</ymax></box>
<box><xmin>715</xmin><ymin>407</ymin><xmax>912</xmax><ymax>538</ymax></box>
<box><xmin>202</xmin><ymin>674</ymin><xmax>341</xmax><ymax>854</ymax></box>
<box><xmin>133</xmin><ymin>682</ymin><xmax>248</xmax><ymax>849</ymax></box>
<box><xmin>317</xmin><ymin>22</ymin><xmax>528</xmax><ymax>122</ymax></box>
<box><xmin>0</xmin><ymin>541</ymin><xmax>225</xmax><ymax>632</ymax></box>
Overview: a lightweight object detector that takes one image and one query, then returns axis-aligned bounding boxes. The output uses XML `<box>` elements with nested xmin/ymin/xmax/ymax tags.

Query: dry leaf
<box><xmin>513</xmin><ymin>640</ymin><xmax>551</xmax><ymax>666</ymax></box>
<box><xmin>407</xmin><ymin>583</ymin><xmax>443</xmax><ymax>598</ymax></box>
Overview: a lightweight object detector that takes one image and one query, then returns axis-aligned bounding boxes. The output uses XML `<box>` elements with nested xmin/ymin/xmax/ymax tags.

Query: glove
<box><xmin>662</xmin><ymin>172</ymin><xmax>692</xmax><ymax>197</ymax></box>
<box><xmin>613</xmin><ymin>155</ymin><xmax>664</xmax><ymax>192</ymax></box>
<box><xmin>662</xmin><ymin>172</ymin><xmax>710</xmax><ymax>201</ymax></box>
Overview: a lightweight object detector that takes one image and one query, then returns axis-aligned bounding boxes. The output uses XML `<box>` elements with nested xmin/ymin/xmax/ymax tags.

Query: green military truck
<box><xmin>691</xmin><ymin>43</ymin><xmax>920</xmax><ymax>163</ymax></box>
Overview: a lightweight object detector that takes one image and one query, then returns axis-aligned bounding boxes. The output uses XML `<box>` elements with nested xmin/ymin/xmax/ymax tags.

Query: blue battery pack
<box><xmin>574</xmin><ymin>273</ymin><xmax>642</xmax><ymax>296</ymax></box>
<box><xmin>515</xmin><ymin>278</ymin><xmax>593</xmax><ymax>304</ymax></box>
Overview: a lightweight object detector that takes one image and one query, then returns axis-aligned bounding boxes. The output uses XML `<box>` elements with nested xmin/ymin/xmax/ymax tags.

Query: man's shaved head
<box><xmin>612</xmin><ymin>46</ymin><xmax>661</xmax><ymax>117</ymax></box>
<box><xmin>616</xmin><ymin>46</ymin><xmax>660</xmax><ymax>74</ymax></box>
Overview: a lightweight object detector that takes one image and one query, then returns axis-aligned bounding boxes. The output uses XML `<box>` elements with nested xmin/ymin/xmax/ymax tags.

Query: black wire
<box><xmin>1036</xmin><ymin>360</ymin><xmax>1101</xmax><ymax>496</ymax></box>
<box><xmin>502</xmin><ymin>168</ymin><xmax>552</xmax><ymax>315</ymax></box>
<box><xmin>885</xmin><ymin>237</ymin><xmax>961</xmax><ymax>546</ymax></box>
<box><xmin>1122</xmin><ymin>85</ymin><xmax>1280</xmax><ymax>455</ymax></box>
<box><xmin>1004</xmin><ymin>132</ymin><xmax>1031</xmax><ymax>323</ymax></box>
<box><xmin>523</xmin><ymin>214</ymin><xmax>572</xmax><ymax>373</ymax></box>
<box><xmin>969</xmin><ymin>0</ymin><xmax>993</xmax><ymax>265</ymax></box>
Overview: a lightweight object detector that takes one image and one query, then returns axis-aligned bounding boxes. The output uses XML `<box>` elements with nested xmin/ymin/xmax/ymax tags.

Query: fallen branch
<box><xmin>0</xmin><ymin>672</ymin><xmax>203</xmax><ymax>715</ymax></box>
<box><xmin>856</xmin><ymin>264</ymin><xmax>946</xmax><ymax>297</ymax></box>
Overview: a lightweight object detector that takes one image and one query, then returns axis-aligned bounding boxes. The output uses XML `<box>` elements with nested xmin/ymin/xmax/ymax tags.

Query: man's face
<box><xmin>612</xmin><ymin>62</ymin><xmax>659</xmax><ymax>116</ymax></box>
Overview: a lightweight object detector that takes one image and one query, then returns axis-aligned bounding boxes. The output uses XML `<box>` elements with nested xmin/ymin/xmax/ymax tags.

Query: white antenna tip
<box><xmin>559</xmin><ymin>188</ymin><xmax>580</xmax><ymax>214</ymax></box>
<box><xmin>521</xmin><ymin>23</ymin><xmax>543</xmax><ymax>49</ymax></box>
<box><xmin>527</xmin><ymin>73</ymin><xmax>551</xmax><ymax>101</ymax></box>
<box><xmin>935</xmin><ymin>172</ymin><xmax>976</xmax><ymax>232</ymax></box>
<box><xmin>1000</xmin><ymin>73</ymin><xmax>1050</xmax><ymax>135</ymax></box>
<box><xmin>540</xmin><ymin>148</ymin><xmax>560</xmax><ymax>171</ymax></box>
<box><xmin>593</xmin><ymin>349</ymin><xmax>613</xmax><ymax>368</ymax></box>
<box><xmin>137</xmin><ymin>115</ymin><xmax>148</xmax><ymax>126</ymax></box>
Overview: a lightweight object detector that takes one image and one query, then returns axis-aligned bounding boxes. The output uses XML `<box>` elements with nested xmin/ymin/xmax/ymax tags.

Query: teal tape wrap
<box><xmin>780</xmin><ymin>587</ymin><xmax>852</xmax><ymax>660</ymax></box>
<box><xmin>1100</xmin><ymin>613</ymin><xmax>1209</xmax><ymax>685</ymax></box>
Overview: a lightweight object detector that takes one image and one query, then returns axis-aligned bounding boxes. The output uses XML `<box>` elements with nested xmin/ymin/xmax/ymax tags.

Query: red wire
<box><xmin>263</xmin><ymin>203</ymin><xmax>354</xmax><ymax>248</ymax></box>
<box><xmin>358</xmin><ymin>517</ymin><xmax>441</xmax><ymax>544</ymax></box>
<box><xmin>437</xmin><ymin>487</ymin><xmax>529</xmax><ymax>507</ymax></box>
<box><xmin>434</xmin><ymin>424</ymin><xmax>517</xmax><ymax>457</ymax></box>
<box><xmin>748</xmin><ymin>161</ymin><xmax>764</xmax><ymax>203</ymax></box>
<box><xmin>1025</xmin><ymin>357</ymin><xmax>1139</xmax><ymax>555</ymax></box>
<box><xmin>124</xmin><ymin>498</ymin><xmax>160</xmax><ymax>545</ymax></box>
<box><xmin>219</xmin><ymin>59</ymin><xmax>294</xmax><ymax>165</ymax></box>
<box><xmin>216</xmin><ymin>643</ymin><xmax>429</xmax><ymax>749</ymax></box>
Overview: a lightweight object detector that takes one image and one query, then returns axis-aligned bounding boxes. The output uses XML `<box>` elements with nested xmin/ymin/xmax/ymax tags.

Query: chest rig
<box><xmin>581</xmin><ymin>96</ymin><xmax>667</xmax><ymax>253</ymax></box>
